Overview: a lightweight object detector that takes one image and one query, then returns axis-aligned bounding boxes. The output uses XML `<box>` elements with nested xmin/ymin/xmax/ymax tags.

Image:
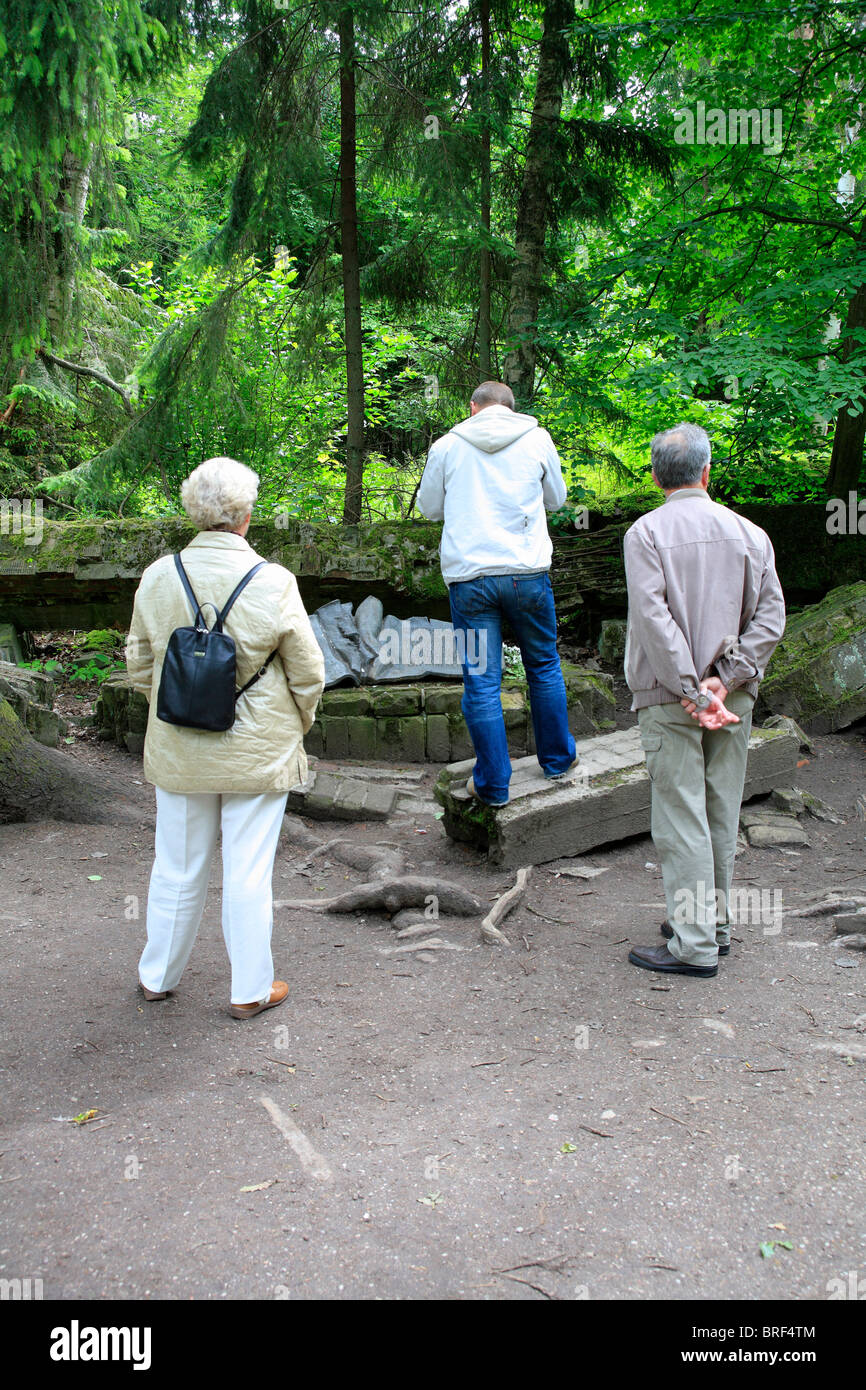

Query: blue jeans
<box><xmin>448</xmin><ymin>572</ymin><xmax>576</xmax><ymax>803</ymax></box>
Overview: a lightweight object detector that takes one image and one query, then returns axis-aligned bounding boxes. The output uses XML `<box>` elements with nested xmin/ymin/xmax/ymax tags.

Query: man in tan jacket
<box><xmin>127</xmin><ymin>457</ymin><xmax>324</xmax><ymax>1017</ymax></box>
<box><xmin>623</xmin><ymin>423</ymin><xmax>785</xmax><ymax>978</ymax></box>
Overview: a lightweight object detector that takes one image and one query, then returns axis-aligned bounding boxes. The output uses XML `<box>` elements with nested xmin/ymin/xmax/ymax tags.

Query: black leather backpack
<box><xmin>156</xmin><ymin>553</ymin><xmax>277</xmax><ymax>732</ymax></box>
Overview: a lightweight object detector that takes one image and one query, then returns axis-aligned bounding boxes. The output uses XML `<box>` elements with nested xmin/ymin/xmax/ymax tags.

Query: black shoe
<box><xmin>628</xmin><ymin>943</ymin><xmax>718</xmax><ymax>978</ymax></box>
<box><xmin>660</xmin><ymin>920</ymin><xmax>730</xmax><ymax>957</ymax></box>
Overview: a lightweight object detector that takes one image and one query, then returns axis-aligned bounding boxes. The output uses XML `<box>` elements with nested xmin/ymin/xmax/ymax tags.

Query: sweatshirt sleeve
<box><xmin>416</xmin><ymin>441</ymin><xmax>446</xmax><ymax>520</ymax></box>
<box><xmin>623</xmin><ymin>523</ymin><xmax>703</xmax><ymax>701</ymax></box>
<box><xmin>126</xmin><ymin>581</ymin><xmax>155</xmax><ymax>701</ymax></box>
<box><xmin>539</xmin><ymin>431</ymin><xmax>568</xmax><ymax>511</ymax></box>
<box><xmin>714</xmin><ymin>536</ymin><xmax>786</xmax><ymax>690</ymax></box>
<box><xmin>277</xmin><ymin>571</ymin><xmax>325</xmax><ymax>734</ymax></box>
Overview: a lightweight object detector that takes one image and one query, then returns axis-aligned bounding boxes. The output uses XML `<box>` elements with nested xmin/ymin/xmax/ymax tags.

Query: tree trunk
<box><xmin>478</xmin><ymin>0</ymin><xmax>492</xmax><ymax>381</ymax></box>
<box><xmin>0</xmin><ymin>698</ymin><xmax>147</xmax><ymax>825</ymax></box>
<box><xmin>826</xmin><ymin>267</ymin><xmax>866</xmax><ymax>497</ymax></box>
<box><xmin>501</xmin><ymin>0</ymin><xmax>573</xmax><ymax>406</ymax></box>
<box><xmin>339</xmin><ymin>5</ymin><xmax>366</xmax><ymax>525</ymax></box>
<box><xmin>46</xmin><ymin>149</ymin><xmax>92</xmax><ymax>351</ymax></box>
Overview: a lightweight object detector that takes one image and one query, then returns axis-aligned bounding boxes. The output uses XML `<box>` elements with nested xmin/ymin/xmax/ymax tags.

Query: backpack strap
<box><xmin>235</xmin><ymin>648</ymin><xmax>278</xmax><ymax>702</ymax></box>
<box><xmin>219</xmin><ymin>561</ymin><xmax>271</xmax><ymax>623</ymax></box>
<box><xmin>174</xmin><ymin>553</ymin><xmax>209</xmax><ymax>629</ymax></box>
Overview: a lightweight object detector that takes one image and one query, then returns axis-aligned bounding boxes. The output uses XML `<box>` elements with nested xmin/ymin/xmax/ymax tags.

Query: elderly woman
<box><xmin>126</xmin><ymin>457</ymin><xmax>325</xmax><ymax>1018</ymax></box>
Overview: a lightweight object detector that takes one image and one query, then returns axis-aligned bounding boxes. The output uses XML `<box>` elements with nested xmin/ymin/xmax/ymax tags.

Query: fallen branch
<box><xmin>481</xmin><ymin>866</ymin><xmax>532</xmax><ymax>945</ymax></box>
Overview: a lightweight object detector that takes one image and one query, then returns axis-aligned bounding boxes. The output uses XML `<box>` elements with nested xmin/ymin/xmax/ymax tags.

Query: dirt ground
<box><xmin>1</xmin><ymin>682</ymin><xmax>865</xmax><ymax>1302</ymax></box>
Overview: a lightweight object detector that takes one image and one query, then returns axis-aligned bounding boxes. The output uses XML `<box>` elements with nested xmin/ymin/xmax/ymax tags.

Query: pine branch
<box><xmin>36</xmin><ymin>350</ymin><xmax>135</xmax><ymax>417</ymax></box>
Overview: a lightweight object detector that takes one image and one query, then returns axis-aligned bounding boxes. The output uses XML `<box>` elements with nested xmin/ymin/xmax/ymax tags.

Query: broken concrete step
<box><xmin>434</xmin><ymin>724</ymin><xmax>799</xmax><ymax>868</ymax></box>
<box><xmin>286</xmin><ymin>771</ymin><xmax>399</xmax><ymax>822</ymax></box>
<box><xmin>744</xmin><ymin>822</ymin><xmax>811</xmax><ymax>849</ymax></box>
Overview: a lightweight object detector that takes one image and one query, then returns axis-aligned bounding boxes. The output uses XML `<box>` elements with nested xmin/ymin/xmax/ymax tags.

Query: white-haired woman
<box><xmin>126</xmin><ymin>457</ymin><xmax>325</xmax><ymax>1018</ymax></box>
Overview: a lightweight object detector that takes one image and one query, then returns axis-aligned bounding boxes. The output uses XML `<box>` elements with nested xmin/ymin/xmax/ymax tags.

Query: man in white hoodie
<box><xmin>417</xmin><ymin>381</ymin><xmax>576</xmax><ymax>805</ymax></box>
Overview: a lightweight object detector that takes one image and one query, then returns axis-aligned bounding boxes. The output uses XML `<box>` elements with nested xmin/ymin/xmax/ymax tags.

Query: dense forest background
<box><xmin>1</xmin><ymin>0</ymin><xmax>864</xmax><ymax>526</ymax></box>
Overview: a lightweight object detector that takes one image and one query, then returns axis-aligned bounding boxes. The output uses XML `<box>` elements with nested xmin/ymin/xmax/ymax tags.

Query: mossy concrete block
<box><xmin>321</xmin><ymin>716</ymin><xmax>350</xmax><ymax>760</ymax></box>
<box><xmin>0</xmin><ymin>623</ymin><xmax>23</xmax><ymax>665</ymax></box>
<box><xmin>24</xmin><ymin>703</ymin><xmax>67</xmax><ymax>748</ymax></box>
<box><xmin>757</xmin><ymin>581</ymin><xmax>866</xmax><ymax>733</ymax></box>
<box><xmin>376</xmin><ymin>715</ymin><xmax>426</xmax><ymax>762</ymax></box>
<box><xmin>426</xmin><ymin>713</ymin><xmax>451</xmax><ymax>762</ymax></box>
<box><xmin>447</xmin><ymin>712</ymin><xmax>474</xmax><ymax>761</ymax></box>
<box><xmin>598</xmin><ymin>619</ymin><xmax>627</xmax><ymax>665</ymax></box>
<box><xmin>346</xmin><ymin>716</ymin><xmax>378</xmax><ymax>759</ymax></box>
<box><xmin>500</xmin><ymin>688</ymin><xmax>525</xmax><ymax>728</ymax></box>
<box><xmin>322</xmin><ymin>687</ymin><xmax>373</xmax><ymax>717</ymax></box>
<box><xmin>124</xmin><ymin>731</ymin><xmax>146</xmax><ymax>756</ymax></box>
<box><xmin>370</xmin><ymin>685</ymin><xmax>422</xmax><ymax>717</ymax></box>
<box><xmin>304</xmin><ymin>721</ymin><xmax>324</xmax><ymax>758</ymax></box>
<box><xmin>423</xmin><ymin>684</ymin><xmax>464</xmax><ymax>715</ymax></box>
<box><xmin>561</xmin><ymin>662</ymin><xmax>617</xmax><ymax>733</ymax></box>
<box><xmin>125</xmin><ymin>690</ymin><xmax>149</xmax><ymax>734</ymax></box>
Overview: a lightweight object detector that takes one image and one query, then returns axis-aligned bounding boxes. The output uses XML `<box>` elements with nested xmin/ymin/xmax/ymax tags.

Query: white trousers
<box><xmin>139</xmin><ymin>788</ymin><xmax>288</xmax><ymax>1005</ymax></box>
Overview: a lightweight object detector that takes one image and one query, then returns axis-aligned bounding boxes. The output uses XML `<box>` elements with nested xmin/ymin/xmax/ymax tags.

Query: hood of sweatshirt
<box><xmin>449</xmin><ymin>404</ymin><xmax>540</xmax><ymax>454</ymax></box>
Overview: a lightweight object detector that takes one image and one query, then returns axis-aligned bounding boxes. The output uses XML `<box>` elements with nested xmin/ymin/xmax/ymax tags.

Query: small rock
<box><xmin>832</xmin><ymin>909</ymin><xmax>866</xmax><ymax>935</ymax></box>
<box><xmin>770</xmin><ymin>787</ymin><xmax>806</xmax><ymax>816</ymax></box>
<box><xmin>745</xmin><ymin>823</ymin><xmax>810</xmax><ymax>849</ymax></box>
<box><xmin>762</xmin><ymin>714</ymin><xmax>813</xmax><ymax>750</ymax></box>
<box><xmin>396</xmin><ymin>921</ymin><xmax>443</xmax><ymax>941</ymax></box>
<box><xmin>703</xmin><ymin>1018</ymin><xmax>735</xmax><ymax>1039</ymax></box>
<box><xmin>389</xmin><ymin>908</ymin><xmax>428</xmax><ymax>930</ymax></box>
<box><xmin>800</xmin><ymin>791</ymin><xmax>843</xmax><ymax>824</ymax></box>
<box><xmin>841</xmin><ymin>934</ymin><xmax>866</xmax><ymax>951</ymax></box>
<box><xmin>387</xmin><ymin>937</ymin><xmax>446</xmax><ymax>955</ymax></box>
<box><xmin>834</xmin><ymin>958</ymin><xmax>859</xmax><ymax>968</ymax></box>
<box><xmin>854</xmin><ymin>794</ymin><xmax>866</xmax><ymax>821</ymax></box>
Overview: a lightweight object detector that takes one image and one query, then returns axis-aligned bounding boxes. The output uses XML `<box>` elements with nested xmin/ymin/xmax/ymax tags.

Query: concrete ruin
<box><xmin>756</xmin><ymin>581</ymin><xmax>866</xmax><ymax>734</ymax></box>
<box><xmin>95</xmin><ymin>662</ymin><xmax>617</xmax><ymax>763</ymax></box>
<box><xmin>1</xmin><ymin>505</ymin><xmax>862</xmax><ymax>639</ymax></box>
<box><xmin>434</xmin><ymin>724</ymin><xmax>800</xmax><ymax>867</ymax></box>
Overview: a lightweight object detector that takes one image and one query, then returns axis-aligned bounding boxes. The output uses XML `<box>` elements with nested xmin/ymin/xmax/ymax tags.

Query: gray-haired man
<box><xmin>623</xmin><ymin>423</ymin><xmax>785</xmax><ymax>978</ymax></box>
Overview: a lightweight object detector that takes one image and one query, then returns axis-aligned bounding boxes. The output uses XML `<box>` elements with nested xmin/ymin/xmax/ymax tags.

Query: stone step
<box><xmin>286</xmin><ymin>770</ymin><xmax>399</xmax><ymax>822</ymax></box>
<box><xmin>434</xmin><ymin>724</ymin><xmax>800</xmax><ymax>868</ymax></box>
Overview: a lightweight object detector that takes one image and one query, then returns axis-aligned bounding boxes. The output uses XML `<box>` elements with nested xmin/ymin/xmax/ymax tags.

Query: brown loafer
<box><xmin>230</xmin><ymin>980</ymin><xmax>289</xmax><ymax>1020</ymax></box>
<box><xmin>139</xmin><ymin>980</ymin><xmax>171</xmax><ymax>1001</ymax></box>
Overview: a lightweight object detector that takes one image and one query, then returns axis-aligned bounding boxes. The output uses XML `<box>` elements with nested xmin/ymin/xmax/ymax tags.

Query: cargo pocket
<box><xmin>639</xmin><ymin>728</ymin><xmax>663</xmax><ymax>782</ymax></box>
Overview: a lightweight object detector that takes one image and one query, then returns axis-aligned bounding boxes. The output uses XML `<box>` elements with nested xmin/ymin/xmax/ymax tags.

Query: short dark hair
<box><xmin>470</xmin><ymin>380</ymin><xmax>515</xmax><ymax>410</ymax></box>
<box><xmin>650</xmin><ymin>423</ymin><xmax>711</xmax><ymax>488</ymax></box>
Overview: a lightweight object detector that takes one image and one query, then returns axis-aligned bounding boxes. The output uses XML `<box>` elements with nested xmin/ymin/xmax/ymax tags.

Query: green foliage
<box><xmin>3</xmin><ymin>0</ymin><xmax>864</xmax><ymax>517</ymax></box>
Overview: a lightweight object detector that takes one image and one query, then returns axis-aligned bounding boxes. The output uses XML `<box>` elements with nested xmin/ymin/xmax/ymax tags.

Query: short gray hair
<box><xmin>471</xmin><ymin>380</ymin><xmax>514</xmax><ymax>410</ymax></box>
<box><xmin>181</xmin><ymin>456</ymin><xmax>259</xmax><ymax>531</ymax></box>
<box><xmin>650</xmin><ymin>423</ymin><xmax>711</xmax><ymax>489</ymax></box>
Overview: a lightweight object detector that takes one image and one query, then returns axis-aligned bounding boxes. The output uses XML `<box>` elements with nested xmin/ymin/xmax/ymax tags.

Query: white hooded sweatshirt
<box><xmin>416</xmin><ymin>404</ymin><xmax>567</xmax><ymax>585</ymax></box>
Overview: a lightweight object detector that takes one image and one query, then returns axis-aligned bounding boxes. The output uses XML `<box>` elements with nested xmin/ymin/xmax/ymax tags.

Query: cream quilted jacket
<box><xmin>126</xmin><ymin>531</ymin><xmax>325</xmax><ymax>794</ymax></box>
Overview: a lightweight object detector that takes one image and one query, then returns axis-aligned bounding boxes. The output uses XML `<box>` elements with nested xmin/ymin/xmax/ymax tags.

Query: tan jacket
<box><xmin>623</xmin><ymin>489</ymin><xmax>785</xmax><ymax>711</ymax></box>
<box><xmin>126</xmin><ymin>531</ymin><xmax>325</xmax><ymax>794</ymax></box>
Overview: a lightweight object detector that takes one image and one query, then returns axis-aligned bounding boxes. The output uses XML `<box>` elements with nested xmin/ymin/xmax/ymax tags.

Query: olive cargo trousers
<box><xmin>637</xmin><ymin>690</ymin><xmax>755</xmax><ymax>967</ymax></box>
